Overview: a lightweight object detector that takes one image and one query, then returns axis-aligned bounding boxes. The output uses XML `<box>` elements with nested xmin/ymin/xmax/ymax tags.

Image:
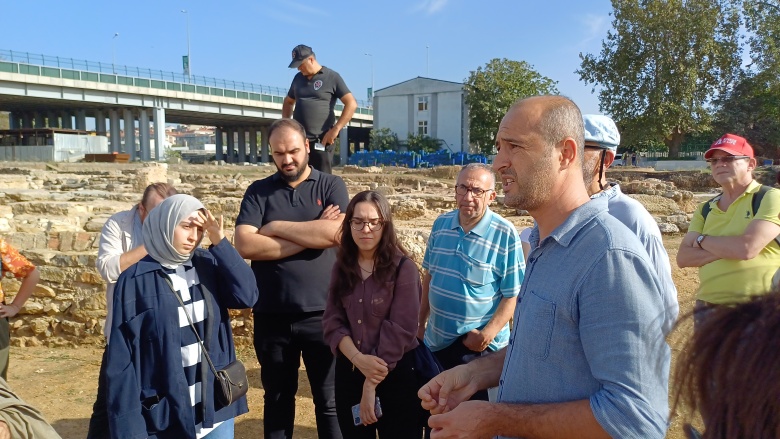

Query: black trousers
<box><xmin>254</xmin><ymin>311</ymin><xmax>341</xmax><ymax>439</ymax></box>
<box><xmin>86</xmin><ymin>346</ymin><xmax>109</xmax><ymax>438</ymax></box>
<box><xmin>334</xmin><ymin>350</ymin><xmax>423</xmax><ymax>439</ymax></box>
<box><xmin>308</xmin><ymin>139</ymin><xmax>334</xmax><ymax>174</ymax></box>
<box><xmin>432</xmin><ymin>335</ymin><xmax>490</xmax><ymax>401</ymax></box>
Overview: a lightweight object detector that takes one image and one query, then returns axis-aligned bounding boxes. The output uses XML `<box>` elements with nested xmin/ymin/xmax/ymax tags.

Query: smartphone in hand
<box><xmin>352</xmin><ymin>397</ymin><xmax>383</xmax><ymax>426</ymax></box>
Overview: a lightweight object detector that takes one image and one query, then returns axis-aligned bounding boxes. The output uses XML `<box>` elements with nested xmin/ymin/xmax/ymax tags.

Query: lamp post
<box><xmin>364</xmin><ymin>53</ymin><xmax>374</xmax><ymax>105</ymax></box>
<box><xmin>426</xmin><ymin>44</ymin><xmax>429</xmax><ymax>76</ymax></box>
<box><xmin>181</xmin><ymin>9</ymin><xmax>191</xmax><ymax>82</ymax></box>
<box><xmin>112</xmin><ymin>33</ymin><xmax>119</xmax><ymax>74</ymax></box>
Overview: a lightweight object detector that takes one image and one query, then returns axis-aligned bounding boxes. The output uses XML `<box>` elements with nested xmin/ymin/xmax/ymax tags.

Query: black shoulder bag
<box><xmin>167</xmin><ymin>277</ymin><xmax>248</xmax><ymax>407</ymax></box>
<box><xmin>395</xmin><ymin>257</ymin><xmax>444</xmax><ymax>387</ymax></box>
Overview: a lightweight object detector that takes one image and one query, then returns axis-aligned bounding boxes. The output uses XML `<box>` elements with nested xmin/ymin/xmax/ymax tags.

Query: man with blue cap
<box><xmin>582</xmin><ymin>114</ymin><xmax>679</xmax><ymax>334</ymax></box>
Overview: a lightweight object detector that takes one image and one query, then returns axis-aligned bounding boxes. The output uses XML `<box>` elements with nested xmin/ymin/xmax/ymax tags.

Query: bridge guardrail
<box><xmin>0</xmin><ymin>49</ymin><xmax>372</xmax><ymax>115</ymax></box>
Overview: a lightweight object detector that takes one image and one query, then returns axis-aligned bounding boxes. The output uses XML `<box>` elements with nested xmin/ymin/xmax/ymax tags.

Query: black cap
<box><xmin>288</xmin><ymin>44</ymin><xmax>314</xmax><ymax>68</ymax></box>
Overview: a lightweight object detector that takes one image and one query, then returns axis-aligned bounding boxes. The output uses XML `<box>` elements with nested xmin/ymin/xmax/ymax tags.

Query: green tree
<box><xmin>368</xmin><ymin>127</ymin><xmax>399</xmax><ymax>151</ymax></box>
<box><xmin>578</xmin><ymin>0</ymin><xmax>742</xmax><ymax>158</ymax></box>
<box><xmin>464</xmin><ymin>58</ymin><xmax>558</xmax><ymax>155</ymax></box>
<box><xmin>406</xmin><ymin>133</ymin><xmax>442</xmax><ymax>153</ymax></box>
<box><xmin>711</xmin><ymin>1</ymin><xmax>780</xmax><ymax>158</ymax></box>
<box><xmin>743</xmin><ymin>0</ymin><xmax>780</xmax><ymax>73</ymax></box>
<box><xmin>714</xmin><ymin>71</ymin><xmax>780</xmax><ymax>158</ymax></box>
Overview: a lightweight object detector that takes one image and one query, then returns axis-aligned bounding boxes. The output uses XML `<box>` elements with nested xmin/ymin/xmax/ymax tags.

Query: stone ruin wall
<box><xmin>0</xmin><ymin>162</ymin><xmax>754</xmax><ymax>348</ymax></box>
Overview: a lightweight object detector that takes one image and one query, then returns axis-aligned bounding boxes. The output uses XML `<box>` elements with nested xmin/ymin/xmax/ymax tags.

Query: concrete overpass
<box><xmin>0</xmin><ymin>49</ymin><xmax>373</xmax><ymax>163</ymax></box>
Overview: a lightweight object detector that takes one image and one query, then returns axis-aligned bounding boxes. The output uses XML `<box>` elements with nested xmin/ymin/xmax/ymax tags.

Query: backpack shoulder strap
<box><xmin>701</xmin><ymin>193</ymin><xmax>721</xmax><ymax>222</ymax></box>
<box><xmin>750</xmin><ymin>185</ymin><xmax>780</xmax><ymax>247</ymax></box>
<box><xmin>751</xmin><ymin>185</ymin><xmax>772</xmax><ymax>216</ymax></box>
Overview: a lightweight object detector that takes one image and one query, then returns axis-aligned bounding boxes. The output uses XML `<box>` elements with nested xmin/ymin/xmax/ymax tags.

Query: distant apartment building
<box><xmin>171</xmin><ymin>125</ymin><xmax>215</xmax><ymax>150</ymax></box>
<box><xmin>373</xmin><ymin>77</ymin><xmax>469</xmax><ymax>152</ymax></box>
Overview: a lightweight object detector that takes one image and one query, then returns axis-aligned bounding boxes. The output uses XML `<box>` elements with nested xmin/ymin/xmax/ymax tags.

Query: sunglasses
<box><xmin>705</xmin><ymin>155</ymin><xmax>750</xmax><ymax>165</ymax></box>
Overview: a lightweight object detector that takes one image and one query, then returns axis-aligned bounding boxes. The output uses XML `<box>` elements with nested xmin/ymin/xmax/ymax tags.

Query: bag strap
<box><xmin>701</xmin><ymin>193</ymin><xmax>721</xmax><ymax>222</ymax></box>
<box><xmin>752</xmin><ymin>185</ymin><xmax>780</xmax><ymax>247</ymax></box>
<box><xmin>752</xmin><ymin>184</ymin><xmax>770</xmax><ymax>215</ymax></box>
<box><xmin>163</xmin><ymin>276</ymin><xmax>221</xmax><ymax>378</ymax></box>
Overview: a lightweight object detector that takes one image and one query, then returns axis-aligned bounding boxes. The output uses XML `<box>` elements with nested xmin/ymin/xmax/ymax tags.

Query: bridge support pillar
<box><xmin>340</xmin><ymin>126</ymin><xmax>348</xmax><ymax>167</ymax></box>
<box><xmin>139</xmin><ymin>109</ymin><xmax>151</xmax><ymax>161</ymax></box>
<box><xmin>249</xmin><ymin>127</ymin><xmax>258</xmax><ymax>164</ymax></box>
<box><xmin>215</xmin><ymin>128</ymin><xmax>224</xmax><ymax>162</ymax></box>
<box><xmin>8</xmin><ymin>113</ymin><xmax>17</xmax><ymax>130</ymax></box>
<box><xmin>109</xmin><ymin>109</ymin><xmax>121</xmax><ymax>152</ymax></box>
<box><xmin>21</xmin><ymin>113</ymin><xmax>33</xmax><ymax>129</ymax></box>
<box><xmin>76</xmin><ymin>110</ymin><xmax>87</xmax><ymax>131</ymax></box>
<box><xmin>34</xmin><ymin>112</ymin><xmax>45</xmax><ymax>129</ymax></box>
<box><xmin>123</xmin><ymin>109</ymin><xmax>136</xmax><ymax>159</ymax></box>
<box><xmin>237</xmin><ymin>128</ymin><xmax>247</xmax><ymax>164</ymax></box>
<box><xmin>47</xmin><ymin>111</ymin><xmax>59</xmax><ymax>128</ymax></box>
<box><xmin>226</xmin><ymin>128</ymin><xmax>235</xmax><ymax>164</ymax></box>
<box><xmin>153</xmin><ymin>104</ymin><xmax>165</xmax><ymax>160</ymax></box>
<box><xmin>260</xmin><ymin>125</ymin><xmax>269</xmax><ymax>163</ymax></box>
<box><xmin>61</xmin><ymin>111</ymin><xmax>73</xmax><ymax>129</ymax></box>
<box><xmin>95</xmin><ymin>110</ymin><xmax>106</xmax><ymax>134</ymax></box>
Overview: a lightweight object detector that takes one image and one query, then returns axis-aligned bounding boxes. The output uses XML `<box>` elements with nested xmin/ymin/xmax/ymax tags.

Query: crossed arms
<box><xmin>234</xmin><ymin>204</ymin><xmax>343</xmax><ymax>260</ymax></box>
<box><xmin>677</xmin><ymin>218</ymin><xmax>780</xmax><ymax>268</ymax></box>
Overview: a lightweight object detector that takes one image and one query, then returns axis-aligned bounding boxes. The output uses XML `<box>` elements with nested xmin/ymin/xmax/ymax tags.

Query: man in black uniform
<box><xmin>283</xmin><ymin>44</ymin><xmax>357</xmax><ymax>174</ymax></box>
<box><xmin>235</xmin><ymin>118</ymin><xmax>347</xmax><ymax>439</ymax></box>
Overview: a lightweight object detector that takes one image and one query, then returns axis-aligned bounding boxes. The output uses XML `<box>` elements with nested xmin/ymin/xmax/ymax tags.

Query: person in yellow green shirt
<box><xmin>677</xmin><ymin>134</ymin><xmax>780</xmax><ymax>319</ymax></box>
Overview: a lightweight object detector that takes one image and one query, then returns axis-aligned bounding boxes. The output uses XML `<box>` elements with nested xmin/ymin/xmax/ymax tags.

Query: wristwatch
<box><xmin>696</xmin><ymin>234</ymin><xmax>707</xmax><ymax>248</ymax></box>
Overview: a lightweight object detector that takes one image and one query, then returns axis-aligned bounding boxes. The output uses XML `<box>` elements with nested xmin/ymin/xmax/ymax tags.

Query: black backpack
<box><xmin>701</xmin><ymin>184</ymin><xmax>780</xmax><ymax>246</ymax></box>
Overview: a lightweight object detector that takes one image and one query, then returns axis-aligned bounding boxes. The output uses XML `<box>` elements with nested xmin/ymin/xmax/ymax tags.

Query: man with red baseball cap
<box><xmin>677</xmin><ymin>133</ymin><xmax>780</xmax><ymax>321</ymax></box>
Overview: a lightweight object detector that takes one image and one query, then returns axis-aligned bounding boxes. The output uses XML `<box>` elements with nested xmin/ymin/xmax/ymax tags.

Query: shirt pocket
<box><xmin>121</xmin><ymin>308</ymin><xmax>159</xmax><ymax>343</ymax></box>
<box><xmin>516</xmin><ymin>291</ymin><xmax>556</xmax><ymax>360</ymax></box>
<box><xmin>460</xmin><ymin>253</ymin><xmax>497</xmax><ymax>287</ymax></box>
<box><xmin>371</xmin><ymin>284</ymin><xmax>394</xmax><ymax>318</ymax></box>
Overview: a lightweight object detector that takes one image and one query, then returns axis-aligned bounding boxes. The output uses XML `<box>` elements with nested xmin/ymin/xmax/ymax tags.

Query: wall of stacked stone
<box><xmin>0</xmin><ymin>163</ymin><xmax>267</xmax><ymax>347</ymax></box>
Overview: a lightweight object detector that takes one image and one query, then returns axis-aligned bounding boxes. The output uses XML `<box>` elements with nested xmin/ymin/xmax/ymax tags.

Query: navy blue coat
<box><xmin>106</xmin><ymin>238</ymin><xmax>259</xmax><ymax>439</ymax></box>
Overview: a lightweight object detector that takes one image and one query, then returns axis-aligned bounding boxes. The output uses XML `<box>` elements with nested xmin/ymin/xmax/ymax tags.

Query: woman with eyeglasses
<box><xmin>323</xmin><ymin>191</ymin><xmax>423</xmax><ymax>438</ymax></box>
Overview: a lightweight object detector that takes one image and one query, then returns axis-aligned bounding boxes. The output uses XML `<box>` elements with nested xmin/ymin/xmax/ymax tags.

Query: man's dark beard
<box><xmin>277</xmin><ymin>155</ymin><xmax>309</xmax><ymax>182</ymax></box>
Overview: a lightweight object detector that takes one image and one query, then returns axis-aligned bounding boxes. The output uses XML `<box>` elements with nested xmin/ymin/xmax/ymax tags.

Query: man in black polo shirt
<box><xmin>283</xmin><ymin>44</ymin><xmax>357</xmax><ymax>174</ymax></box>
<box><xmin>235</xmin><ymin>118</ymin><xmax>348</xmax><ymax>439</ymax></box>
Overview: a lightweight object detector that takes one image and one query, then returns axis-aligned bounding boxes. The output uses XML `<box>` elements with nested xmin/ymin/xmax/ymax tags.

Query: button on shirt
<box><xmin>497</xmin><ymin>197</ymin><xmax>670</xmax><ymax>439</ymax></box>
<box><xmin>422</xmin><ymin>208</ymin><xmax>524</xmax><ymax>352</ymax></box>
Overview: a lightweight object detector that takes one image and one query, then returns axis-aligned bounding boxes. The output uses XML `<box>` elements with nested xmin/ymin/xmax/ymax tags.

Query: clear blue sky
<box><xmin>2</xmin><ymin>0</ymin><xmax>612</xmax><ymax>114</ymax></box>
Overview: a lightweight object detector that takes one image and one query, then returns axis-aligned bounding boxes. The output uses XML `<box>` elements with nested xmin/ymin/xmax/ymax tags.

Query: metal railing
<box><xmin>0</xmin><ymin>49</ymin><xmax>372</xmax><ymax>113</ymax></box>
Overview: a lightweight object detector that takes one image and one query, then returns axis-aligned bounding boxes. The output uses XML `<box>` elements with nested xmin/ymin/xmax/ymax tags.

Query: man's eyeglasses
<box><xmin>350</xmin><ymin>218</ymin><xmax>383</xmax><ymax>231</ymax></box>
<box><xmin>705</xmin><ymin>155</ymin><xmax>750</xmax><ymax>165</ymax></box>
<box><xmin>455</xmin><ymin>185</ymin><xmax>492</xmax><ymax>197</ymax></box>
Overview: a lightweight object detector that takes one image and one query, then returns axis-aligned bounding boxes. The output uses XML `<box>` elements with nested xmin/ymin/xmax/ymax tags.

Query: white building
<box><xmin>373</xmin><ymin>77</ymin><xmax>469</xmax><ymax>152</ymax></box>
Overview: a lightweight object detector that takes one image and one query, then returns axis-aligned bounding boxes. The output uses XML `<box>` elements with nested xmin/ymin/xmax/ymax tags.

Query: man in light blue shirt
<box><xmin>519</xmin><ymin>115</ymin><xmax>679</xmax><ymax>335</ymax></box>
<box><xmin>419</xmin><ymin>96</ymin><xmax>670</xmax><ymax>439</ymax></box>
<box><xmin>582</xmin><ymin>114</ymin><xmax>678</xmax><ymax>334</ymax></box>
<box><xmin>419</xmin><ymin>163</ymin><xmax>524</xmax><ymax>400</ymax></box>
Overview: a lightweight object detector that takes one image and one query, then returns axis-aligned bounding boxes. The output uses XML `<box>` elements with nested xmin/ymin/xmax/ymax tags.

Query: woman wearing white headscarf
<box><xmin>105</xmin><ymin>194</ymin><xmax>259</xmax><ymax>439</ymax></box>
